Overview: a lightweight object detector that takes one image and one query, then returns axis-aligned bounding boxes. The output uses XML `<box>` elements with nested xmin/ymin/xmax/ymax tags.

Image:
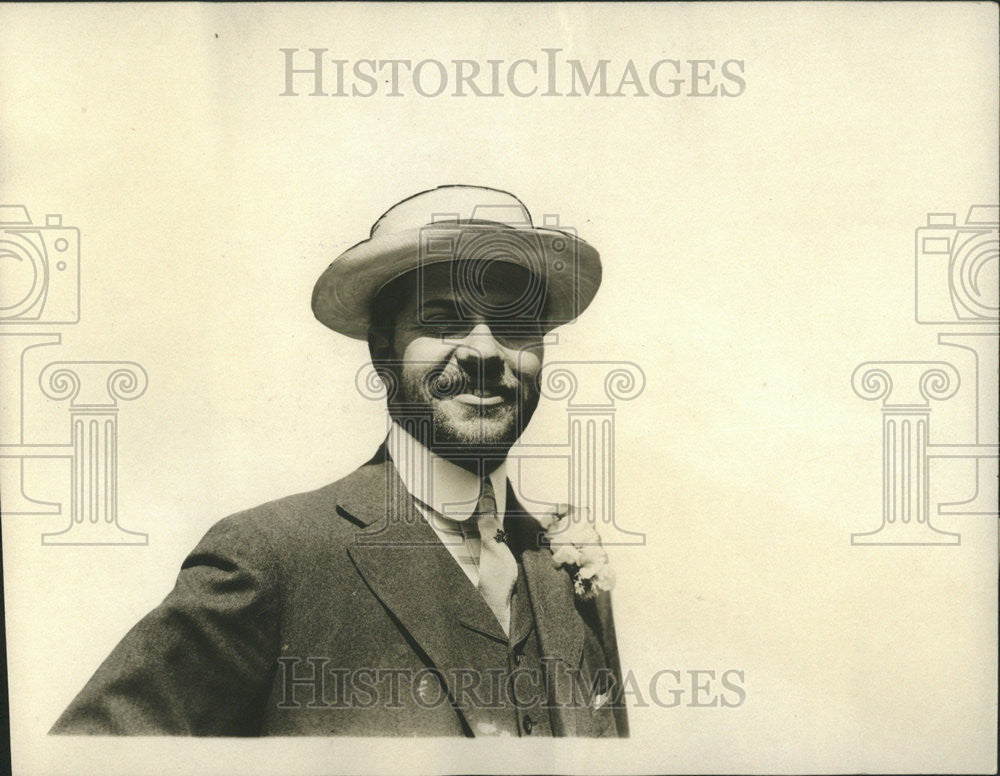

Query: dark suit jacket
<box><xmin>51</xmin><ymin>448</ymin><xmax>628</xmax><ymax>736</ymax></box>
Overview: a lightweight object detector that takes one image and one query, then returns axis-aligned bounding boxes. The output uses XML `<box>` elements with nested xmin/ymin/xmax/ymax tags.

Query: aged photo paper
<box><xmin>1</xmin><ymin>2</ymin><xmax>997</xmax><ymax>774</ymax></box>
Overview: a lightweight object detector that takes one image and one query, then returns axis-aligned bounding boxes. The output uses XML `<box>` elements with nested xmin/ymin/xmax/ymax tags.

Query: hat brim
<box><xmin>311</xmin><ymin>223</ymin><xmax>601</xmax><ymax>339</ymax></box>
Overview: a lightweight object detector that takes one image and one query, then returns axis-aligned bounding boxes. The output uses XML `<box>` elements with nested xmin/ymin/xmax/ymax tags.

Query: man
<box><xmin>51</xmin><ymin>185</ymin><xmax>626</xmax><ymax>737</ymax></box>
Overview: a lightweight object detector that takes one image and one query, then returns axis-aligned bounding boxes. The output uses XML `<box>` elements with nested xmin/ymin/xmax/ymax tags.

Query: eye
<box><xmin>419</xmin><ymin>312</ymin><xmax>472</xmax><ymax>338</ymax></box>
<box><xmin>432</xmin><ymin>320</ymin><xmax>474</xmax><ymax>338</ymax></box>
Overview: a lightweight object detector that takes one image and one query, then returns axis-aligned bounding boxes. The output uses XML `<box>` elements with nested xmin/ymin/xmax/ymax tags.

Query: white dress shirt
<box><xmin>386</xmin><ymin>422</ymin><xmax>509</xmax><ymax>593</ymax></box>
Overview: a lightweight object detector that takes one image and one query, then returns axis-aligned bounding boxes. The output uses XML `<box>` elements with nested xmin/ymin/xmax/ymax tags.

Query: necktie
<box><xmin>475</xmin><ymin>478</ymin><xmax>518</xmax><ymax>635</ymax></box>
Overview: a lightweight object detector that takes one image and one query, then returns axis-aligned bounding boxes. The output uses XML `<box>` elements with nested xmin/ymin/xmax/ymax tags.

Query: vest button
<box><xmin>512</xmin><ymin>647</ymin><xmax>524</xmax><ymax>665</ymax></box>
<box><xmin>522</xmin><ymin>715</ymin><xmax>534</xmax><ymax>734</ymax></box>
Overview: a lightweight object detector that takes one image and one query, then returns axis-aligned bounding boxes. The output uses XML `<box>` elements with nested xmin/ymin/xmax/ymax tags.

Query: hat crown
<box><xmin>370</xmin><ymin>185</ymin><xmax>533</xmax><ymax>238</ymax></box>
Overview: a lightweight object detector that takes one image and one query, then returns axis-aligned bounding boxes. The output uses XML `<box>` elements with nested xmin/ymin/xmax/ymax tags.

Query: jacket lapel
<box><xmin>340</xmin><ymin>449</ymin><xmax>510</xmax><ymax>734</ymax></box>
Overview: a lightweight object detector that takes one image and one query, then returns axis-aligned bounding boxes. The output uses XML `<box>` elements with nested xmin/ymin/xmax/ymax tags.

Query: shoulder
<box><xmin>193</xmin><ymin>456</ymin><xmax>384</xmax><ymax>562</ymax></box>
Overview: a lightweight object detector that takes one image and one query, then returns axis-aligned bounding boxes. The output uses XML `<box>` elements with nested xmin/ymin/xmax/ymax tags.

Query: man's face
<box><xmin>373</xmin><ymin>261</ymin><xmax>545</xmax><ymax>461</ymax></box>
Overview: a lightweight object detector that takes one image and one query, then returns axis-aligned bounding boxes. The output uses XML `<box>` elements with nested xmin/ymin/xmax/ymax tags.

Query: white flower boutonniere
<box><xmin>535</xmin><ymin>504</ymin><xmax>616</xmax><ymax>600</ymax></box>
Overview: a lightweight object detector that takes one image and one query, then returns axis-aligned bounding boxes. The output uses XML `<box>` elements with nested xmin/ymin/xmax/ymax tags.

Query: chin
<box><xmin>432</xmin><ymin>401</ymin><xmax>524</xmax><ymax>453</ymax></box>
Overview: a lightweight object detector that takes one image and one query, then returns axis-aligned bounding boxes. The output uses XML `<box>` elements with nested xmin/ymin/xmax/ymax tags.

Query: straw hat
<box><xmin>311</xmin><ymin>185</ymin><xmax>602</xmax><ymax>339</ymax></box>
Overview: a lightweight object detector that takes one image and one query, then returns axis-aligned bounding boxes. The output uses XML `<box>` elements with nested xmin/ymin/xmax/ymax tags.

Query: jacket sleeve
<box><xmin>50</xmin><ymin>513</ymin><xmax>281</xmax><ymax>735</ymax></box>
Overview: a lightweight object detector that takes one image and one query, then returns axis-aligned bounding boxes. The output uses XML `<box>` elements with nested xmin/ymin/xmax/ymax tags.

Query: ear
<box><xmin>367</xmin><ymin>328</ymin><xmax>404</xmax><ymax>404</ymax></box>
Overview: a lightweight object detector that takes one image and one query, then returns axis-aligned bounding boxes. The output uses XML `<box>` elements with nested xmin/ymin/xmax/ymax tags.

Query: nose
<box><xmin>453</xmin><ymin>322</ymin><xmax>503</xmax><ymax>361</ymax></box>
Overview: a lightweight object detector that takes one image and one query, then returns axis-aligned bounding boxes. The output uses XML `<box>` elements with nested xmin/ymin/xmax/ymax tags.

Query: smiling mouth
<box><xmin>452</xmin><ymin>390</ymin><xmax>507</xmax><ymax>407</ymax></box>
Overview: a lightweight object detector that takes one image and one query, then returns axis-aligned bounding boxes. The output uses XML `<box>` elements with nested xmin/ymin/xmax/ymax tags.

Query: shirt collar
<box><xmin>386</xmin><ymin>421</ymin><xmax>507</xmax><ymax>522</ymax></box>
